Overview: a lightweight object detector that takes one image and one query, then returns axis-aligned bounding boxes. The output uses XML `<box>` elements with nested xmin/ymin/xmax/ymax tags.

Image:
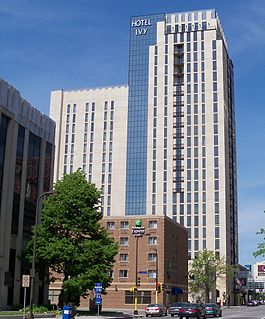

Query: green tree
<box><xmin>26</xmin><ymin>169</ymin><xmax>118</xmax><ymax>307</ymax></box>
<box><xmin>253</xmin><ymin>227</ymin><xmax>265</xmax><ymax>258</ymax></box>
<box><xmin>188</xmin><ymin>250</ymin><xmax>234</xmax><ymax>303</ymax></box>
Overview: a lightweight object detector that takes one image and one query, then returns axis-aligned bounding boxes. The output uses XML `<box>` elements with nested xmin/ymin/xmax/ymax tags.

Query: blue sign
<box><xmin>95</xmin><ymin>289</ymin><xmax>102</xmax><ymax>306</ymax></box>
<box><xmin>138</xmin><ymin>271</ymin><xmax>147</xmax><ymax>275</ymax></box>
<box><xmin>95</xmin><ymin>298</ymin><xmax>102</xmax><ymax>305</ymax></box>
<box><xmin>94</xmin><ymin>282</ymin><xmax>103</xmax><ymax>293</ymax></box>
<box><xmin>245</xmin><ymin>264</ymin><xmax>252</xmax><ymax>271</ymax></box>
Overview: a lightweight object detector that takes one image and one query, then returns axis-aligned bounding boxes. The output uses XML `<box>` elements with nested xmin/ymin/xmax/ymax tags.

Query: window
<box><xmin>119</xmin><ymin>270</ymin><xmax>128</xmax><ymax>278</ymax></box>
<box><xmin>120</xmin><ymin>237</ymin><xmax>128</xmax><ymax>246</ymax></box>
<box><xmin>215</xmin><ymin>215</ymin><xmax>219</xmax><ymax>225</ymax></box>
<box><xmin>120</xmin><ymin>221</ymin><xmax>129</xmax><ymax>229</ymax></box>
<box><xmin>148</xmin><ymin>270</ymin><xmax>157</xmax><ymax>278</ymax></box>
<box><xmin>120</xmin><ymin>253</ymin><xmax>128</xmax><ymax>262</ymax></box>
<box><xmin>148</xmin><ymin>237</ymin><xmax>157</xmax><ymax>245</ymax></box>
<box><xmin>148</xmin><ymin>253</ymin><xmax>157</xmax><ymax>261</ymax></box>
<box><xmin>125</xmin><ymin>290</ymin><xmax>151</xmax><ymax>304</ymax></box>
<box><xmin>149</xmin><ymin>220</ymin><xmax>157</xmax><ymax>229</ymax></box>
<box><xmin>106</xmin><ymin>221</ymin><xmax>115</xmax><ymax>230</ymax></box>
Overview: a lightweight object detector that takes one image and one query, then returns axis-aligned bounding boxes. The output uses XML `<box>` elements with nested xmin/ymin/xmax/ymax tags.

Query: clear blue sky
<box><xmin>1</xmin><ymin>0</ymin><xmax>265</xmax><ymax>266</ymax></box>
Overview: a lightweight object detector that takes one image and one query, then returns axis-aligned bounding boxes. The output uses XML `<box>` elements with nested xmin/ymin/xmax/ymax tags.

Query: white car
<box><xmin>145</xmin><ymin>304</ymin><xmax>167</xmax><ymax>317</ymax></box>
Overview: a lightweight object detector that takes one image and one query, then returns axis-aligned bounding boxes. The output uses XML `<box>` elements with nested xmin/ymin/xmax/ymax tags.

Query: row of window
<box><xmin>106</xmin><ymin>220</ymin><xmax>157</xmax><ymax>230</ymax></box>
<box><xmin>120</xmin><ymin>236</ymin><xmax>157</xmax><ymax>246</ymax></box>
<box><xmin>119</xmin><ymin>252</ymin><xmax>157</xmax><ymax>262</ymax></box>
<box><xmin>101</xmin><ymin>101</ymin><xmax>115</xmax><ymax>216</ymax></box>
<box><xmin>64</xmin><ymin>104</ymin><xmax>77</xmax><ymax>174</ymax></box>
<box><xmin>166</xmin><ymin>21</ymin><xmax>208</xmax><ymax>35</ymax></box>
<box><xmin>117</xmin><ymin>269</ymin><xmax>157</xmax><ymax>279</ymax></box>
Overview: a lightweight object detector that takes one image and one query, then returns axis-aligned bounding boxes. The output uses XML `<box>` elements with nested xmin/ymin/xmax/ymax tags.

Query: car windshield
<box><xmin>170</xmin><ymin>302</ymin><xmax>186</xmax><ymax>307</ymax></box>
<box><xmin>148</xmin><ymin>304</ymin><xmax>159</xmax><ymax>307</ymax></box>
<box><xmin>205</xmin><ymin>303</ymin><xmax>218</xmax><ymax>307</ymax></box>
<box><xmin>185</xmin><ymin>303</ymin><xmax>199</xmax><ymax>308</ymax></box>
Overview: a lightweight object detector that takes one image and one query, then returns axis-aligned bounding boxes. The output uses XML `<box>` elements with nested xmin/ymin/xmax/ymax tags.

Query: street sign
<box><xmin>95</xmin><ymin>298</ymin><xmax>102</xmax><ymax>305</ymax></box>
<box><xmin>95</xmin><ymin>291</ymin><xmax>102</xmax><ymax>305</ymax></box>
<box><xmin>94</xmin><ymin>282</ymin><xmax>103</xmax><ymax>293</ymax></box>
<box><xmin>22</xmin><ymin>275</ymin><xmax>30</xmax><ymax>288</ymax></box>
<box><xmin>138</xmin><ymin>271</ymin><xmax>147</xmax><ymax>275</ymax></box>
<box><xmin>132</xmin><ymin>226</ymin><xmax>145</xmax><ymax>237</ymax></box>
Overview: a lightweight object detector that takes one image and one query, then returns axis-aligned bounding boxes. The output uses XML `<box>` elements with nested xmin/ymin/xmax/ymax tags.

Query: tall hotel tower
<box><xmin>51</xmin><ymin>9</ymin><xmax>237</xmax><ymax>297</ymax></box>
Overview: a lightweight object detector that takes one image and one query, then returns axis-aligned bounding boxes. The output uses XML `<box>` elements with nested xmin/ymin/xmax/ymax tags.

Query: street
<box><xmin>123</xmin><ymin>305</ymin><xmax>265</xmax><ymax>319</ymax></box>
<box><xmin>220</xmin><ymin>305</ymin><xmax>265</xmax><ymax>318</ymax></box>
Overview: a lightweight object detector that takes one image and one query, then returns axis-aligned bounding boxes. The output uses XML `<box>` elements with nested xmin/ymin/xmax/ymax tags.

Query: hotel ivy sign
<box><xmin>131</xmin><ymin>18</ymin><xmax>152</xmax><ymax>36</ymax></box>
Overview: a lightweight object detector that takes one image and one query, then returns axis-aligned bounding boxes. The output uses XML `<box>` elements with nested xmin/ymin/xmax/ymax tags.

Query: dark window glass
<box><xmin>12</xmin><ymin>126</ymin><xmax>25</xmax><ymax>234</ymax></box>
<box><xmin>23</xmin><ymin>132</ymin><xmax>41</xmax><ymax>239</ymax></box>
<box><xmin>44</xmin><ymin>142</ymin><xmax>52</xmax><ymax>192</ymax></box>
<box><xmin>0</xmin><ymin>115</ymin><xmax>8</xmax><ymax>210</ymax></box>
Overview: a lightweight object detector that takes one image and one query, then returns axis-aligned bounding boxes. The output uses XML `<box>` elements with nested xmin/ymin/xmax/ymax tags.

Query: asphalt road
<box><xmin>221</xmin><ymin>304</ymin><xmax>265</xmax><ymax>318</ymax></box>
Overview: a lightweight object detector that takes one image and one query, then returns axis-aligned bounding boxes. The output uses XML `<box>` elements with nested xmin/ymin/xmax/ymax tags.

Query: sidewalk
<box><xmin>75</xmin><ymin>308</ymin><xmax>143</xmax><ymax>319</ymax></box>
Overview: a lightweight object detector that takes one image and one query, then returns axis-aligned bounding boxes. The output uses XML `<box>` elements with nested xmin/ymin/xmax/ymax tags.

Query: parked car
<box><xmin>203</xmin><ymin>303</ymin><xmax>222</xmax><ymax>317</ymax></box>
<box><xmin>145</xmin><ymin>304</ymin><xmax>167</xmax><ymax>317</ymax></box>
<box><xmin>168</xmin><ymin>302</ymin><xmax>189</xmax><ymax>317</ymax></box>
<box><xmin>247</xmin><ymin>300</ymin><xmax>256</xmax><ymax>307</ymax></box>
<box><xmin>179</xmin><ymin>303</ymin><xmax>206</xmax><ymax>318</ymax></box>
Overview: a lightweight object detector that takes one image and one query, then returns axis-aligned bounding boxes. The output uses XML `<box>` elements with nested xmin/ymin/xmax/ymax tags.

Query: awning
<box><xmin>172</xmin><ymin>287</ymin><xmax>183</xmax><ymax>294</ymax></box>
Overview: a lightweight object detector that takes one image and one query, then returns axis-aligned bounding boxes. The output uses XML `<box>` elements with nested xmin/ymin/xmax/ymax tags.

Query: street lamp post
<box><xmin>28</xmin><ymin>190</ymin><xmax>57</xmax><ymax>319</ymax></box>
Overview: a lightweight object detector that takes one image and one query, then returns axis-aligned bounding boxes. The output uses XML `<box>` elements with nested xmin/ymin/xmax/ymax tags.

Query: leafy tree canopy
<box><xmin>26</xmin><ymin>169</ymin><xmax>118</xmax><ymax>306</ymax></box>
<box><xmin>254</xmin><ymin>227</ymin><xmax>265</xmax><ymax>258</ymax></box>
<box><xmin>188</xmin><ymin>250</ymin><xmax>235</xmax><ymax>303</ymax></box>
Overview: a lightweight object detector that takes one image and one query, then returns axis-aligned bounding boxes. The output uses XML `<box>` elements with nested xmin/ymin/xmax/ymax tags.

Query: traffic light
<box><xmin>137</xmin><ymin>277</ymin><xmax>141</xmax><ymax>286</ymax></box>
<box><xmin>130</xmin><ymin>286</ymin><xmax>138</xmax><ymax>293</ymax></box>
<box><xmin>157</xmin><ymin>283</ymin><xmax>161</xmax><ymax>293</ymax></box>
<box><xmin>161</xmin><ymin>284</ymin><xmax>165</xmax><ymax>291</ymax></box>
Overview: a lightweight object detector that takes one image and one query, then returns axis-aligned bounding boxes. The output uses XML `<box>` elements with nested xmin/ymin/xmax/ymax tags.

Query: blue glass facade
<box><xmin>125</xmin><ymin>14</ymin><xmax>165</xmax><ymax>215</ymax></box>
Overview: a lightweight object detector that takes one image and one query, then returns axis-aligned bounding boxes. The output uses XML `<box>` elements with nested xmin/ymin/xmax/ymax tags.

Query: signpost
<box><xmin>132</xmin><ymin>220</ymin><xmax>145</xmax><ymax>316</ymax></box>
<box><xmin>94</xmin><ymin>283</ymin><xmax>102</xmax><ymax>317</ymax></box>
<box><xmin>22</xmin><ymin>275</ymin><xmax>30</xmax><ymax>319</ymax></box>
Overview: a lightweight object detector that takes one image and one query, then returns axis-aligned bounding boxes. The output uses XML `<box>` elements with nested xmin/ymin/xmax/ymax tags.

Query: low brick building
<box><xmin>49</xmin><ymin>215</ymin><xmax>188</xmax><ymax>309</ymax></box>
<box><xmin>80</xmin><ymin>215</ymin><xmax>188</xmax><ymax>309</ymax></box>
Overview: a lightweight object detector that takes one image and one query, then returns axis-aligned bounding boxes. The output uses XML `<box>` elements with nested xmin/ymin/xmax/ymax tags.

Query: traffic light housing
<box><xmin>161</xmin><ymin>284</ymin><xmax>165</xmax><ymax>291</ymax></box>
<box><xmin>157</xmin><ymin>282</ymin><xmax>161</xmax><ymax>293</ymax></box>
<box><xmin>130</xmin><ymin>286</ymin><xmax>138</xmax><ymax>293</ymax></box>
<box><xmin>137</xmin><ymin>277</ymin><xmax>141</xmax><ymax>286</ymax></box>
